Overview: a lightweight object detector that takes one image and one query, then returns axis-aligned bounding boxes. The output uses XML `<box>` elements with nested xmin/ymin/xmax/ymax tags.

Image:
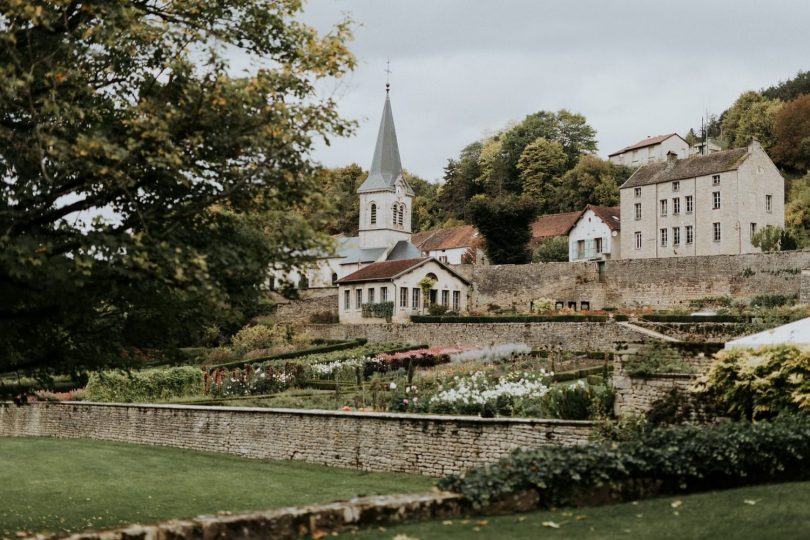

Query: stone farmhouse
<box><xmin>609</xmin><ymin>133</ymin><xmax>690</xmax><ymax>167</ymax></box>
<box><xmin>619</xmin><ymin>139</ymin><xmax>784</xmax><ymax>259</ymax></box>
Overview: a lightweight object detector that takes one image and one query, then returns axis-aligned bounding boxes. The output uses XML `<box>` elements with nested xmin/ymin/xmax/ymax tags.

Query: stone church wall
<box><xmin>0</xmin><ymin>402</ymin><xmax>593</xmax><ymax>477</ymax></box>
<box><xmin>463</xmin><ymin>250</ymin><xmax>810</xmax><ymax>312</ymax></box>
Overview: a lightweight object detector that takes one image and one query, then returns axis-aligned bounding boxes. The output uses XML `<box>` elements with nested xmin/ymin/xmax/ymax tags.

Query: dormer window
<box><xmin>370</xmin><ymin>203</ymin><xmax>377</xmax><ymax>225</ymax></box>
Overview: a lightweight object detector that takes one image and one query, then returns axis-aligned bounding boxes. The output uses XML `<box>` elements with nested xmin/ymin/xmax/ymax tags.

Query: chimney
<box><xmin>666</xmin><ymin>151</ymin><xmax>678</xmax><ymax>163</ymax></box>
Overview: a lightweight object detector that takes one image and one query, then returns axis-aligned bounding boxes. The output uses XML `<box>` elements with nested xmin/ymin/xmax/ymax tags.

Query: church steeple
<box><xmin>358</xmin><ymin>89</ymin><xmax>413</xmax><ymax>195</ymax></box>
<box><xmin>357</xmin><ymin>85</ymin><xmax>414</xmax><ymax>249</ymax></box>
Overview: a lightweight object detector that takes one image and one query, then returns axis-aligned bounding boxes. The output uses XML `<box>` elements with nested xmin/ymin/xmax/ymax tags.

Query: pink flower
<box><xmin>403</xmin><ymin>399</ymin><xmax>409</xmax><ymax>405</ymax></box>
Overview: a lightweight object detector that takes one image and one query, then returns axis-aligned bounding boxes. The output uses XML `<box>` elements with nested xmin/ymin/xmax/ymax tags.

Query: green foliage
<box><xmin>762</xmin><ymin>69</ymin><xmax>810</xmax><ymax>101</ymax></box>
<box><xmin>531</xmin><ymin>298</ymin><xmax>554</xmax><ymax>313</ymax></box>
<box><xmin>231</xmin><ymin>324</ymin><xmax>286</xmax><ymax>355</ymax></box>
<box><xmin>623</xmin><ymin>345</ymin><xmax>697</xmax><ymax>376</ymax></box>
<box><xmin>467</xmin><ymin>194</ymin><xmax>538</xmax><ymax>264</ymax></box>
<box><xmin>697</xmin><ymin>346</ymin><xmax>810</xmax><ymax>420</ymax></box>
<box><xmin>361</xmin><ymin>301</ymin><xmax>394</xmax><ymax>320</ymax></box>
<box><xmin>642</xmin><ymin>314</ymin><xmax>746</xmax><ymax>323</ymax></box>
<box><xmin>786</xmin><ymin>173</ymin><xmax>810</xmax><ymax>248</ymax></box>
<box><xmin>212</xmin><ymin>339</ymin><xmax>367</xmax><ymax>369</ymax></box>
<box><xmin>532</xmin><ymin>236</ymin><xmax>569</xmax><ymax>262</ymax></box>
<box><xmin>548</xmin><ymin>155</ymin><xmax>632</xmax><ymax>213</ymax></box>
<box><xmin>427</xmin><ymin>303</ymin><xmax>449</xmax><ymax>316</ymax></box>
<box><xmin>752</xmin><ymin>225</ymin><xmax>798</xmax><ymax>251</ymax></box>
<box><xmin>517</xmin><ymin>137</ymin><xmax>567</xmax><ymax>207</ymax></box>
<box><xmin>749</xmin><ymin>294</ymin><xmax>795</xmax><ymax>308</ymax></box>
<box><xmin>85</xmin><ymin>367</ymin><xmax>204</xmax><ymax>403</ymax></box>
<box><xmin>544</xmin><ymin>382</ymin><xmax>614</xmax><ymax>420</ymax></box>
<box><xmin>438</xmin><ymin>416</ymin><xmax>810</xmax><ymax>509</ymax></box>
<box><xmin>720</xmin><ymin>91</ymin><xmax>782</xmax><ymax>149</ymax></box>
<box><xmin>0</xmin><ymin>0</ymin><xmax>355</xmax><ymax>380</ymax></box>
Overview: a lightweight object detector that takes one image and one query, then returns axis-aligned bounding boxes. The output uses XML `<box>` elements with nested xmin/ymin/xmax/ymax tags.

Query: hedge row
<box><xmin>438</xmin><ymin>415</ymin><xmax>810</xmax><ymax>509</ymax></box>
<box><xmin>85</xmin><ymin>366</ymin><xmax>204</xmax><ymax>403</ymax></box>
<box><xmin>211</xmin><ymin>339</ymin><xmax>368</xmax><ymax>370</ymax></box>
<box><xmin>411</xmin><ymin>315</ymin><xmax>628</xmax><ymax>323</ymax></box>
<box><xmin>642</xmin><ymin>314</ymin><xmax>748</xmax><ymax>323</ymax></box>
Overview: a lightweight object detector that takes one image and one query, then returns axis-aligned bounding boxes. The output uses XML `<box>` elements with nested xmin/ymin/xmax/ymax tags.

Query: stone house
<box><xmin>609</xmin><ymin>133</ymin><xmax>690</xmax><ymax>167</ymax></box>
<box><xmin>411</xmin><ymin>224</ymin><xmax>487</xmax><ymax>265</ymax></box>
<box><xmin>336</xmin><ymin>257</ymin><xmax>470</xmax><ymax>323</ymax></box>
<box><xmin>619</xmin><ymin>139</ymin><xmax>784</xmax><ymax>259</ymax></box>
<box><xmin>529</xmin><ymin>210</ymin><xmax>582</xmax><ymax>249</ymax></box>
<box><xmin>568</xmin><ymin>205</ymin><xmax>621</xmax><ymax>261</ymax></box>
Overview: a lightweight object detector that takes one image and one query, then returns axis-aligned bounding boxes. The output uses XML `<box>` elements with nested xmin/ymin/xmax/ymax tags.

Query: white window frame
<box><xmin>380</xmin><ymin>287</ymin><xmax>388</xmax><ymax>302</ymax></box>
<box><xmin>686</xmin><ymin>195</ymin><xmax>693</xmax><ymax>214</ymax></box>
<box><xmin>344</xmin><ymin>290</ymin><xmax>350</xmax><ymax>310</ymax></box>
<box><xmin>712</xmin><ymin>174</ymin><xmax>720</xmax><ymax>186</ymax></box>
<box><xmin>452</xmin><ymin>290</ymin><xmax>460</xmax><ymax>311</ymax></box>
<box><xmin>673</xmin><ymin>227</ymin><xmax>680</xmax><ymax>246</ymax></box>
<box><xmin>712</xmin><ymin>191</ymin><xmax>720</xmax><ymax>210</ymax></box>
<box><xmin>634</xmin><ymin>203</ymin><xmax>641</xmax><ymax>221</ymax></box>
<box><xmin>660</xmin><ymin>228</ymin><xmax>668</xmax><ymax>247</ymax></box>
<box><xmin>673</xmin><ymin>197</ymin><xmax>680</xmax><ymax>215</ymax></box>
<box><xmin>634</xmin><ymin>187</ymin><xmax>641</xmax><ymax>198</ymax></box>
<box><xmin>672</xmin><ymin>181</ymin><xmax>680</xmax><ymax>192</ymax></box>
<box><xmin>660</xmin><ymin>199</ymin><xmax>667</xmax><ymax>217</ymax></box>
<box><xmin>400</xmin><ymin>286</ymin><xmax>408</xmax><ymax>308</ymax></box>
<box><xmin>686</xmin><ymin>225</ymin><xmax>694</xmax><ymax>245</ymax></box>
<box><xmin>355</xmin><ymin>289</ymin><xmax>362</xmax><ymax>310</ymax></box>
<box><xmin>634</xmin><ymin>231</ymin><xmax>642</xmax><ymax>250</ymax></box>
<box><xmin>766</xmin><ymin>194</ymin><xmax>772</xmax><ymax>213</ymax></box>
<box><xmin>713</xmin><ymin>222</ymin><xmax>721</xmax><ymax>242</ymax></box>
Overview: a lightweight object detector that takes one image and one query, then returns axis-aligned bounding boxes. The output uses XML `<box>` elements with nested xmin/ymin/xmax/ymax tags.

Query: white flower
<box><xmin>389</xmin><ymin>382</ymin><xmax>397</xmax><ymax>390</ymax></box>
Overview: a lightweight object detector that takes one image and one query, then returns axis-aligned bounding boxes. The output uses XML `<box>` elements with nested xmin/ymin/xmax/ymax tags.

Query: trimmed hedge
<box><xmin>210</xmin><ymin>339</ymin><xmax>367</xmax><ymax>370</ymax></box>
<box><xmin>85</xmin><ymin>367</ymin><xmax>204</xmax><ymax>403</ymax></box>
<box><xmin>438</xmin><ymin>415</ymin><xmax>810</xmax><ymax>509</ymax></box>
<box><xmin>411</xmin><ymin>315</ymin><xmax>615</xmax><ymax>323</ymax></box>
<box><xmin>642</xmin><ymin>314</ymin><xmax>748</xmax><ymax>323</ymax></box>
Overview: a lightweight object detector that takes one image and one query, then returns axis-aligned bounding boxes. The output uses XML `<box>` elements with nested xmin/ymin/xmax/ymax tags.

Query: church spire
<box><xmin>358</xmin><ymin>86</ymin><xmax>409</xmax><ymax>194</ymax></box>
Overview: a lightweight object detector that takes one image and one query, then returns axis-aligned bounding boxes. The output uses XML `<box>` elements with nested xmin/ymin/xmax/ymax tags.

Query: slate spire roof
<box><xmin>358</xmin><ymin>90</ymin><xmax>414</xmax><ymax>195</ymax></box>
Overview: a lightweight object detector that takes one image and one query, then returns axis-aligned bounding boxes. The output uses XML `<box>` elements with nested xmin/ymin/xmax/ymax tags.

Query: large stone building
<box><xmin>609</xmin><ymin>133</ymin><xmax>690</xmax><ymax>167</ymax></box>
<box><xmin>619</xmin><ymin>139</ymin><xmax>784</xmax><ymax>259</ymax></box>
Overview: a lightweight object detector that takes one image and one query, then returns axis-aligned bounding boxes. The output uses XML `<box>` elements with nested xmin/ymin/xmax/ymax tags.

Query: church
<box><xmin>276</xmin><ymin>86</ymin><xmax>470</xmax><ymax>323</ymax></box>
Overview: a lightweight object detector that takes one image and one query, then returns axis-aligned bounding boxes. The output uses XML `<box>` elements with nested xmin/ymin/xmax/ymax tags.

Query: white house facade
<box><xmin>619</xmin><ymin>139</ymin><xmax>785</xmax><ymax>259</ymax></box>
<box><xmin>336</xmin><ymin>258</ymin><xmax>470</xmax><ymax>324</ymax></box>
<box><xmin>609</xmin><ymin>133</ymin><xmax>690</xmax><ymax>167</ymax></box>
<box><xmin>568</xmin><ymin>205</ymin><xmax>621</xmax><ymax>262</ymax></box>
<box><xmin>411</xmin><ymin>224</ymin><xmax>486</xmax><ymax>265</ymax></box>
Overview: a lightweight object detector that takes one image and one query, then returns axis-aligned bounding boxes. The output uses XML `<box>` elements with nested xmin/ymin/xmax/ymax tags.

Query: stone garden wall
<box><xmin>464</xmin><ymin>250</ymin><xmax>810</xmax><ymax>312</ymax></box>
<box><xmin>801</xmin><ymin>269</ymin><xmax>810</xmax><ymax>305</ymax></box>
<box><xmin>304</xmin><ymin>321</ymin><xmax>653</xmax><ymax>351</ymax></box>
<box><xmin>273</xmin><ymin>290</ymin><xmax>339</xmax><ymax>324</ymax></box>
<box><xmin>0</xmin><ymin>402</ymin><xmax>593</xmax><ymax>477</ymax></box>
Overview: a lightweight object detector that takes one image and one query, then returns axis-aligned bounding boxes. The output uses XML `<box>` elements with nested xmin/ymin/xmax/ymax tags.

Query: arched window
<box><xmin>398</xmin><ymin>204</ymin><xmax>405</xmax><ymax>226</ymax></box>
<box><xmin>331</xmin><ymin>272</ymin><xmax>338</xmax><ymax>286</ymax></box>
<box><xmin>370</xmin><ymin>203</ymin><xmax>377</xmax><ymax>225</ymax></box>
<box><xmin>392</xmin><ymin>204</ymin><xmax>398</xmax><ymax>225</ymax></box>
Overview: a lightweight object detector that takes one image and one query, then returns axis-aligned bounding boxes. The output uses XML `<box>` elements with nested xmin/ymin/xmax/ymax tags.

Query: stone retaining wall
<box><xmin>801</xmin><ymin>269</ymin><xmax>810</xmax><ymax>305</ymax></box>
<box><xmin>463</xmin><ymin>250</ymin><xmax>810</xmax><ymax>312</ymax></box>
<box><xmin>0</xmin><ymin>402</ymin><xmax>593</xmax><ymax>477</ymax></box>
<box><xmin>273</xmin><ymin>291</ymin><xmax>338</xmax><ymax>324</ymax></box>
<box><xmin>304</xmin><ymin>321</ymin><xmax>654</xmax><ymax>351</ymax></box>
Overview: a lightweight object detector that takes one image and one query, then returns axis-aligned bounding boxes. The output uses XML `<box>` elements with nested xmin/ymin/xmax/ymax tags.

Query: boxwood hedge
<box><xmin>438</xmin><ymin>415</ymin><xmax>810</xmax><ymax>509</ymax></box>
<box><xmin>411</xmin><ymin>315</ymin><xmax>628</xmax><ymax>323</ymax></box>
<box><xmin>642</xmin><ymin>314</ymin><xmax>748</xmax><ymax>323</ymax></box>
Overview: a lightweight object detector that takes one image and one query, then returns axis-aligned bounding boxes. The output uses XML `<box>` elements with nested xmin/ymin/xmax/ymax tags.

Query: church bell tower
<box><xmin>357</xmin><ymin>84</ymin><xmax>414</xmax><ymax>249</ymax></box>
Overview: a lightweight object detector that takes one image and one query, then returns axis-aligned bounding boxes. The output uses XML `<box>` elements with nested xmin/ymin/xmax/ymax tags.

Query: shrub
<box><xmin>361</xmin><ymin>301</ymin><xmax>394</xmax><ymax>320</ymax></box>
<box><xmin>438</xmin><ymin>415</ymin><xmax>810</xmax><ymax>509</ymax></box>
<box><xmin>205</xmin><ymin>346</ymin><xmax>238</xmax><ymax>365</ymax></box>
<box><xmin>411</xmin><ymin>314</ymin><xmax>610</xmax><ymax>323</ymax></box>
<box><xmin>308</xmin><ymin>311</ymin><xmax>339</xmax><ymax>324</ymax></box>
<box><xmin>696</xmin><ymin>345</ymin><xmax>810</xmax><ymax>420</ymax></box>
<box><xmin>531</xmin><ymin>298</ymin><xmax>554</xmax><ymax>313</ymax></box>
<box><xmin>641</xmin><ymin>313</ymin><xmax>746</xmax><ymax>323</ymax></box>
<box><xmin>85</xmin><ymin>367</ymin><xmax>204</xmax><ymax>403</ymax></box>
<box><xmin>427</xmin><ymin>303</ymin><xmax>449</xmax><ymax>316</ymax></box>
<box><xmin>544</xmin><ymin>381</ymin><xmax>614</xmax><ymax>420</ymax></box>
<box><xmin>622</xmin><ymin>344</ymin><xmax>696</xmax><ymax>376</ymax></box>
<box><xmin>231</xmin><ymin>324</ymin><xmax>285</xmax><ymax>355</ymax></box>
<box><xmin>749</xmin><ymin>294</ymin><xmax>795</xmax><ymax>308</ymax></box>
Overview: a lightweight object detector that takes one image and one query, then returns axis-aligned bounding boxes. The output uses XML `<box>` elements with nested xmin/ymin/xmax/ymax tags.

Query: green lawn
<box><xmin>339</xmin><ymin>481</ymin><xmax>810</xmax><ymax>540</ymax></box>
<box><xmin>0</xmin><ymin>437</ymin><xmax>433</xmax><ymax>536</ymax></box>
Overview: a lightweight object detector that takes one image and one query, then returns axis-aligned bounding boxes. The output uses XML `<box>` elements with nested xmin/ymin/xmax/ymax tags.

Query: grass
<box><xmin>0</xmin><ymin>437</ymin><xmax>433</xmax><ymax>536</ymax></box>
<box><xmin>338</xmin><ymin>481</ymin><xmax>810</xmax><ymax>540</ymax></box>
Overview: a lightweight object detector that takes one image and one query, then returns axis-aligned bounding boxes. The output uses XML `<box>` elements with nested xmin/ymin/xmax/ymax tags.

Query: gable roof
<box><xmin>579</xmin><ymin>205</ymin><xmax>621</xmax><ymax>231</ymax></box>
<box><xmin>336</xmin><ymin>257</ymin><xmax>470</xmax><ymax>285</ymax></box>
<box><xmin>386</xmin><ymin>240</ymin><xmax>422</xmax><ymax>261</ymax></box>
<box><xmin>621</xmin><ymin>147</ymin><xmax>749</xmax><ymax>189</ymax></box>
<box><xmin>411</xmin><ymin>224</ymin><xmax>480</xmax><ymax>252</ymax></box>
<box><xmin>608</xmin><ymin>133</ymin><xmax>686</xmax><ymax>157</ymax></box>
<box><xmin>357</xmin><ymin>92</ymin><xmax>414</xmax><ymax>196</ymax></box>
<box><xmin>531</xmin><ymin>211</ymin><xmax>582</xmax><ymax>240</ymax></box>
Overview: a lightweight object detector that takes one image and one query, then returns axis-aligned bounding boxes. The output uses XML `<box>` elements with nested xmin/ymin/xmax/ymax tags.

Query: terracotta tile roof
<box><xmin>336</xmin><ymin>258</ymin><xmax>427</xmax><ymax>284</ymax></box>
<box><xmin>585</xmin><ymin>205</ymin><xmax>621</xmax><ymax>231</ymax></box>
<box><xmin>412</xmin><ymin>224</ymin><xmax>481</xmax><ymax>252</ymax></box>
<box><xmin>608</xmin><ymin>133</ymin><xmax>684</xmax><ymax>157</ymax></box>
<box><xmin>621</xmin><ymin>148</ymin><xmax>748</xmax><ymax>189</ymax></box>
<box><xmin>531</xmin><ymin>211</ymin><xmax>582</xmax><ymax>240</ymax></box>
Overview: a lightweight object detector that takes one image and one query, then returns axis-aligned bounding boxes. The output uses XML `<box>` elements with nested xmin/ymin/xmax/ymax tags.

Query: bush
<box><xmin>361</xmin><ymin>301</ymin><xmax>394</xmax><ymax>320</ymax></box>
<box><xmin>531</xmin><ymin>298</ymin><xmax>554</xmax><ymax>313</ymax></box>
<box><xmin>85</xmin><ymin>367</ymin><xmax>204</xmax><ymax>403</ymax></box>
<box><xmin>438</xmin><ymin>415</ymin><xmax>810</xmax><ymax>509</ymax></box>
<box><xmin>308</xmin><ymin>311</ymin><xmax>339</xmax><ymax>324</ymax></box>
<box><xmin>532</xmin><ymin>236</ymin><xmax>569</xmax><ymax>263</ymax></box>
<box><xmin>231</xmin><ymin>324</ymin><xmax>285</xmax><ymax>355</ymax></box>
<box><xmin>696</xmin><ymin>345</ymin><xmax>810</xmax><ymax>420</ymax></box>
<box><xmin>205</xmin><ymin>346</ymin><xmax>238</xmax><ymax>365</ymax></box>
<box><xmin>545</xmin><ymin>382</ymin><xmax>614</xmax><ymax>420</ymax></box>
<box><xmin>641</xmin><ymin>314</ymin><xmax>746</xmax><ymax>323</ymax></box>
<box><xmin>750</xmin><ymin>294</ymin><xmax>795</xmax><ymax>308</ymax></box>
<box><xmin>623</xmin><ymin>344</ymin><xmax>696</xmax><ymax>376</ymax></box>
<box><xmin>427</xmin><ymin>303</ymin><xmax>449</xmax><ymax>316</ymax></box>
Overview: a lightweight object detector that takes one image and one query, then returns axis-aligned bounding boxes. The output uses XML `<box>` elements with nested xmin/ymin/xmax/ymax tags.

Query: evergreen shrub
<box><xmin>85</xmin><ymin>367</ymin><xmax>204</xmax><ymax>403</ymax></box>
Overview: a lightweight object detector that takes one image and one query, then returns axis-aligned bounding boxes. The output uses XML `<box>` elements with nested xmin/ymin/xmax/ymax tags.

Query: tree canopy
<box><xmin>772</xmin><ymin>94</ymin><xmax>810</xmax><ymax>173</ymax></box>
<box><xmin>720</xmin><ymin>91</ymin><xmax>782</xmax><ymax>149</ymax></box>
<box><xmin>0</xmin><ymin>1</ymin><xmax>355</xmax><ymax>378</ymax></box>
<box><xmin>467</xmin><ymin>194</ymin><xmax>538</xmax><ymax>265</ymax></box>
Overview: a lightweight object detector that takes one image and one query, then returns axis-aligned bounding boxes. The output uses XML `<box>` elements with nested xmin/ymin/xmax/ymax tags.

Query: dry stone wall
<box><xmin>462</xmin><ymin>250</ymin><xmax>810</xmax><ymax>312</ymax></box>
<box><xmin>305</xmin><ymin>321</ymin><xmax>653</xmax><ymax>351</ymax></box>
<box><xmin>0</xmin><ymin>402</ymin><xmax>593</xmax><ymax>477</ymax></box>
<box><xmin>801</xmin><ymin>269</ymin><xmax>810</xmax><ymax>304</ymax></box>
<box><xmin>273</xmin><ymin>290</ymin><xmax>338</xmax><ymax>323</ymax></box>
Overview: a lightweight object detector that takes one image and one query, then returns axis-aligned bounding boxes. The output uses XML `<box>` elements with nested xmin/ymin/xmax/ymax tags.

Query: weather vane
<box><xmin>385</xmin><ymin>58</ymin><xmax>391</xmax><ymax>93</ymax></box>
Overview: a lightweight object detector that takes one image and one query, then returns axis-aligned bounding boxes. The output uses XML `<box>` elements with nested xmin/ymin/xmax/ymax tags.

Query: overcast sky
<box><xmin>298</xmin><ymin>0</ymin><xmax>810</xmax><ymax>181</ymax></box>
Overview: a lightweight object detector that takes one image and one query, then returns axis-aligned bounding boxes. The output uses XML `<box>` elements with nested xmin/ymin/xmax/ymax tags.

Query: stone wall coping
<box><xmin>2</xmin><ymin>401</ymin><xmax>597</xmax><ymax>427</ymax></box>
<box><xmin>625</xmin><ymin>373</ymin><xmax>696</xmax><ymax>380</ymax></box>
